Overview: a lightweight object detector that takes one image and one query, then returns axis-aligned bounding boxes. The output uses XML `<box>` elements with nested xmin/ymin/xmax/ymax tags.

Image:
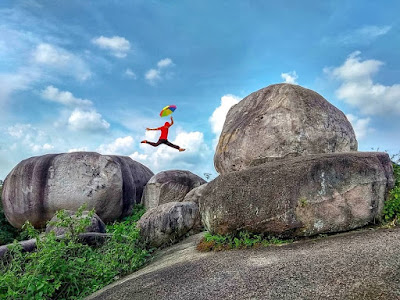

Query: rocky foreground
<box><xmin>87</xmin><ymin>227</ymin><xmax>400</xmax><ymax>300</ymax></box>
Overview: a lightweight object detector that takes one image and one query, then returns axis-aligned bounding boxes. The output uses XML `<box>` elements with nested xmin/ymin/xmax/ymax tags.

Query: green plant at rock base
<box><xmin>383</xmin><ymin>162</ymin><xmax>400</xmax><ymax>223</ymax></box>
<box><xmin>0</xmin><ymin>187</ymin><xmax>23</xmax><ymax>245</ymax></box>
<box><xmin>197</xmin><ymin>231</ymin><xmax>293</xmax><ymax>252</ymax></box>
<box><xmin>0</xmin><ymin>204</ymin><xmax>151</xmax><ymax>300</ymax></box>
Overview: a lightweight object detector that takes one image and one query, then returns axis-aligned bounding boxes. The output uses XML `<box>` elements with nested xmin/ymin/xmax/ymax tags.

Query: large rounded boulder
<box><xmin>201</xmin><ymin>152</ymin><xmax>394</xmax><ymax>237</ymax></box>
<box><xmin>141</xmin><ymin>170</ymin><xmax>206</xmax><ymax>210</ymax></box>
<box><xmin>214</xmin><ymin>83</ymin><xmax>358</xmax><ymax>174</ymax></box>
<box><xmin>2</xmin><ymin>152</ymin><xmax>153</xmax><ymax>228</ymax></box>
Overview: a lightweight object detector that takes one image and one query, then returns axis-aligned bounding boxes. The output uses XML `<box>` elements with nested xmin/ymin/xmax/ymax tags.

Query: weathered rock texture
<box><xmin>45</xmin><ymin>210</ymin><xmax>106</xmax><ymax>236</ymax></box>
<box><xmin>214</xmin><ymin>83</ymin><xmax>358</xmax><ymax>174</ymax></box>
<box><xmin>2</xmin><ymin>152</ymin><xmax>153</xmax><ymax>228</ymax></box>
<box><xmin>137</xmin><ymin>201</ymin><xmax>202</xmax><ymax>248</ymax></box>
<box><xmin>183</xmin><ymin>183</ymin><xmax>208</xmax><ymax>205</ymax></box>
<box><xmin>141</xmin><ymin>170</ymin><xmax>206</xmax><ymax>210</ymax></box>
<box><xmin>200</xmin><ymin>152</ymin><xmax>394</xmax><ymax>237</ymax></box>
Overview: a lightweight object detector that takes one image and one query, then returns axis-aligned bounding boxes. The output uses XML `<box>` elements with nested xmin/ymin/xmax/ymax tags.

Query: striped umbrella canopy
<box><xmin>160</xmin><ymin>105</ymin><xmax>177</xmax><ymax>117</ymax></box>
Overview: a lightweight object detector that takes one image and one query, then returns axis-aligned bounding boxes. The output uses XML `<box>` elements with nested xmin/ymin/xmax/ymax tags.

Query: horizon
<box><xmin>1</xmin><ymin>0</ymin><xmax>400</xmax><ymax>180</ymax></box>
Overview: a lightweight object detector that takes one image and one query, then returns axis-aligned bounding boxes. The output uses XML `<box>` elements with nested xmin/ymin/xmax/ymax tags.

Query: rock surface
<box><xmin>214</xmin><ymin>83</ymin><xmax>358</xmax><ymax>174</ymax></box>
<box><xmin>137</xmin><ymin>201</ymin><xmax>202</xmax><ymax>248</ymax></box>
<box><xmin>200</xmin><ymin>152</ymin><xmax>394</xmax><ymax>237</ymax></box>
<box><xmin>2</xmin><ymin>152</ymin><xmax>153</xmax><ymax>228</ymax></box>
<box><xmin>86</xmin><ymin>227</ymin><xmax>400</xmax><ymax>300</ymax></box>
<box><xmin>141</xmin><ymin>170</ymin><xmax>206</xmax><ymax>210</ymax></box>
<box><xmin>182</xmin><ymin>183</ymin><xmax>208</xmax><ymax>205</ymax></box>
<box><xmin>45</xmin><ymin>210</ymin><xmax>106</xmax><ymax>236</ymax></box>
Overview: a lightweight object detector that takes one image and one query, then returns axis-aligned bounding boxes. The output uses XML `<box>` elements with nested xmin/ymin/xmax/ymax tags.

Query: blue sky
<box><xmin>1</xmin><ymin>0</ymin><xmax>400</xmax><ymax>180</ymax></box>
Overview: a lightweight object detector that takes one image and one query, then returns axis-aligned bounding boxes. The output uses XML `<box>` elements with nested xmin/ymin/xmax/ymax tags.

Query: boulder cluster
<box><xmin>1</xmin><ymin>83</ymin><xmax>395</xmax><ymax>249</ymax></box>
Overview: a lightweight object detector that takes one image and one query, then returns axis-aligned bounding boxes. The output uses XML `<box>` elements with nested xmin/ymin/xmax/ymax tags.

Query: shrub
<box><xmin>197</xmin><ymin>231</ymin><xmax>292</xmax><ymax>252</ymax></box>
<box><xmin>0</xmin><ymin>187</ymin><xmax>22</xmax><ymax>245</ymax></box>
<box><xmin>0</xmin><ymin>205</ymin><xmax>151</xmax><ymax>300</ymax></box>
<box><xmin>383</xmin><ymin>162</ymin><xmax>400</xmax><ymax>222</ymax></box>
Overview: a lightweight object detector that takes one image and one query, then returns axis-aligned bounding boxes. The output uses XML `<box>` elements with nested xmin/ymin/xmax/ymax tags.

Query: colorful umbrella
<box><xmin>160</xmin><ymin>105</ymin><xmax>177</xmax><ymax>117</ymax></box>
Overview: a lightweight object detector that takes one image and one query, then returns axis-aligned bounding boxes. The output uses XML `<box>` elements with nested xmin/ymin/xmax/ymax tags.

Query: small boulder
<box><xmin>137</xmin><ymin>201</ymin><xmax>201</xmax><ymax>248</ymax></box>
<box><xmin>214</xmin><ymin>83</ymin><xmax>358</xmax><ymax>174</ymax></box>
<box><xmin>45</xmin><ymin>210</ymin><xmax>106</xmax><ymax>236</ymax></box>
<box><xmin>141</xmin><ymin>170</ymin><xmax>206</xmax><ymax>210</ymax></box>
<box><xmin>183</xmin><ymin>183</ymin><xmax>208</xmax><ymax>205</ymax></box>
<box><xmin>200</xmin><ymin>152</ymin><xmax>394</xmax><ymax>237</ymax></box>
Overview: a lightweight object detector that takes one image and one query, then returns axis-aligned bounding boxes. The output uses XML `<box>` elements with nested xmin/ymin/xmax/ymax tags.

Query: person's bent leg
<box><xmin>146</xmin><ymin>140</ymin><xmax>162</xmax><ymax>147</ymax></box>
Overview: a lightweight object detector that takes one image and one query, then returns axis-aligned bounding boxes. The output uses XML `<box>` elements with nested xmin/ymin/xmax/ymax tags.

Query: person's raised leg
<box><xmin>141</xmin><ymin>139</ymin><xmax>162</xmax><ymax>147</ymax></box>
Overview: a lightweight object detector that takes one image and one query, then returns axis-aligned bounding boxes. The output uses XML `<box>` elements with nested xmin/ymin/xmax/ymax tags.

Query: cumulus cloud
<box><xmin>7</xmin><ymin>123</ymin><xmax>55</xmax><ymax>153</ymax></box>
<box><xmin>125</xmin><ymin>68</ymin><xmax>137</xmax><ymax>79</ymax></box>
<box><xmin>209</xmin><ymin>94</ymin><xmax>241</xmax><ymax>148</ymax></box>
<box><xmin>91</xmin><ymin>36</ymin><xmax>131</xmax><ymax>58</ymax></box>
<box><xmin>68</xmin><ymin>109</ymin><xmax>110</xmax><ymax>132</ymax></box>
<box><xmin>157</xmin><ymin>58</ymin><xmax>173</xmax><ymax>68</ymax></box>
<box><xmin>68</xmin><ymin>147</ymin><xmax>89</xmax><ymax>152</ymax></box>
<box><xmin>145</xmin><ymin>69</ymin><xmax>161</xmax><ymax>83</ymax></box>
<box><xmin>33</xmin><ymin>43</ymin><xmax>91</xmax><ymax>80</ymax></box>
<box><xmin>41</xmin><ymin>85</ymin><xmax>93</xmax><ymax>107</ymax></box>
<box><xmin>323</xmin><ymin>25</ymin><xmax>392</xmax><ymax>45</ymax></box>
<box><xmin>281</xmin><ymin>71</ymin><xmax>298</xmax><ymax>84</ymax></box>
<box><xmin>97</xmin><ymin>136</ymin><xmax>134</xmax><ymax>155</ymax></box>
<box><xmin>324</xmin><ymin>51</ymin><xmax>400</xmax><ymax>115</ymax></box>
<box><xmin>145</xmin><ymin>58</ymin><xmax>174</xmax><ymax>85</ymax></box>
<box><xmin>346</xmin><ymin>114</ymin><xmax>372</xmax><ymax>140</ymax></box>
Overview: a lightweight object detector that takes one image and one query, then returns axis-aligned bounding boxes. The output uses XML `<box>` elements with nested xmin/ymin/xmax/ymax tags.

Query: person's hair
<box><xmin>164</xmin><ymin>122</ymin><xmax>170</xmax><ymax>126</ymax></box>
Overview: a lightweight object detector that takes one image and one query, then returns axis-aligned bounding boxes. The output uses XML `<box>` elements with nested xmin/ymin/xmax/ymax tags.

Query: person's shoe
<box><xmin>141</xmin><ymin>140</ymin><xmax>147</xmax><ymax>143</ymax></box>
<box><xmin>179</xmin><ymin>148</ymin><xmax>186</xmax><ymax>152</ymax></box>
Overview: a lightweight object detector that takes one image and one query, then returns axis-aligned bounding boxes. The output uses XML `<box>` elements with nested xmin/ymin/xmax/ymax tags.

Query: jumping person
<box><xmin>141</xmin><ymin>116</ymin><xmax>185</xmax><ymax>152</ymax></box>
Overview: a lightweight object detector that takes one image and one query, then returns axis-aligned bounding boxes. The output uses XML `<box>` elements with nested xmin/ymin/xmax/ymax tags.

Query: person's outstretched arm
<box><xmin>146</xmin><ymin>127</ymin><xmax>161</xmax><ymax>131</ymax></box>
<box><xmin>170</xmin><ymin>116</ymin><xmax>174</xmax><ymax>126</ymax></box>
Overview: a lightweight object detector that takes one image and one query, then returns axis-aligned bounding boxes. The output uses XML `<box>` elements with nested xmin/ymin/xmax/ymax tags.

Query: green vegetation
<box><xmin>197</xmin><ymin>231</ymin><xmax>292</xmax><ymax>252</ymax></box>
<box><xmin>0</xmin><ymin>187</ymin><xmax>25</xmax><ymax>245</ymax></box>
<box><xmin>382</xmin><ymin>162</ymin><xmax>400</xmax><ymax>223</ymax></box>
<box><xmin>0</xmin><ymin>205</ymin><xmax>151</xmax><ymax>300</ymax></box>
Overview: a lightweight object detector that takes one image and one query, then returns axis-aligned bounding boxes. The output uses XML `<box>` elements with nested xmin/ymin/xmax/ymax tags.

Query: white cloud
<box><xmin>346</xmin><ymin>114</ymin><xmax>372</xmax><ymax>140</ymax></box>
<box><xmin>68</xmin><ymin>147</ymin><xmax>89</xmax><ymax>152</ymax></box>
<box><xmin>68</xmin><ymin>109</ymin><xmax>110</xmax><ymax>132</ymax></box>
<box><xmin>33</xmin><ymin>43</ymin><xmax>91</xmax><ymax>80</ymax></box>
<box><xmin>323</xmin><ymin>25</ymin><xmax>392</xmax><ymax>45</ymax></box>
<box><xmin>157</xmin><ymin>58</ymin><xmax>173</xmax><ymax>68</ymax></box>
<box><xmin>145</xmin><ymin>58</ymin><xmax>174</xmax><ymax>85</ymax></box>
<box><xmin>7</xmin><ymin>123</ymin><xmax>56</xmax><ymax>153</ymax></box>
<box><xmin>41</xmin><ymin>85</ymin><xmax>93</xmax><ymax>107</ymax></box>
<box><xmin>92</xmin><ymin>36</ymin><xmax>131</xmax><ymax>58</ymax></box>
<box><xmin>325</xmin><ymin>51</ymin><xmax>400</xmax><ymax>115</ymax></box>
<box><xmin>281</xmin><ymin>71</ymin><xmax>298</xmax><ymax>84</ymax></box>
<box><xmin>130</xmin><ymin>151</ymin><xmax>148</xmax><ymax>161</ymax></box>
<box><xmin>209</xmin><ymin>94</ymin><xmax>241</xmax><ymax>148</ymax></box>
<box><xmin>97</xmin><ymin>136</ymin><xmax>134</xmax><ymax>155</ymax></box>
<box><xmin>145</xmin><ymin>69</ymin><xmax>161</xmax><ymax>83</ymax></box>
<box><xmin>0</xmin><ymin>68</ymin><xmax>41</xmax><ymax>105</ymax></box>
<box><xmin>32</xmin><ymin>143</ymin><xmax>54</xmax><ymax>152</ymax></box>
<box><xmin>125</xmin><ymin>68</ymin><xmax>137</xmax><ymax>79</ymax></box>
<box><xmin>356</xmin><ymin>25</ymin><xmax>391</xmax><ymax>39</ymax></box>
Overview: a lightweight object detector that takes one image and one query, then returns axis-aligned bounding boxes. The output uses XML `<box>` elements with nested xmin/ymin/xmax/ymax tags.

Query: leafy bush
<box><xmin>0</xmin><ymin>187</ymin><xmax>22</xmax><ymax>245</ymax></box>
<box><xmin>0</xmin><ymin>205</ymin><xmax>151</xmax><ymax>300</ymax></box>
<box><xmin>197</xmin><ymin>231</ymin><xmax>292</xmax><ymax>252</ymax></box>
<box><xmin>383</xmin><ymin>162</ymin><xmax>400</xmax><ymax>222</ymax></box>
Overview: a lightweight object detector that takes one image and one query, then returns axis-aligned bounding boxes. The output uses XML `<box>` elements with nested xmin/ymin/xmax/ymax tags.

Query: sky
<box><xmin>1</xmin><ymin>0</ymin><xmax>400</xmax><ymax>181</ymax></box>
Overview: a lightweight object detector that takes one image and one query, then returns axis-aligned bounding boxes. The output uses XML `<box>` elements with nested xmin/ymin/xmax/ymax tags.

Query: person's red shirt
<box><xmin>158</xmin><ymin>122</ymin><xmax>171</xmax><ymax>139</ymax></box>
